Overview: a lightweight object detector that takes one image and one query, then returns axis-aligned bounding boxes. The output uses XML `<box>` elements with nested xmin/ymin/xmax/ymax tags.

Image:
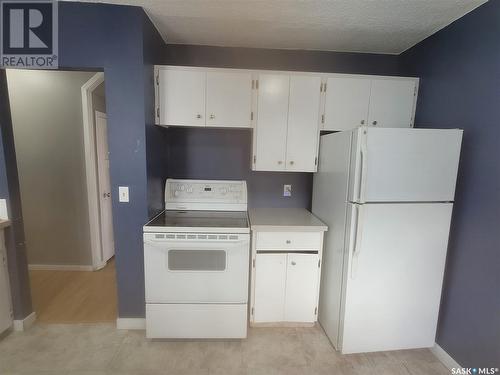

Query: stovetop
<box><xmin>143</xmin><ymin>210</ymin><xmax>249</xmax><ymax>233</ymax></box>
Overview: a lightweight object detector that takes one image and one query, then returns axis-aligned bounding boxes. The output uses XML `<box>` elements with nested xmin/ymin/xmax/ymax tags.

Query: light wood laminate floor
<box><xmin>29</xmin><ymin>259</ymin><xmax>117</xmax><ymax>323</ymax></box>
<box><xmin>0</xmin><ymin>324</ymin><xmax>448</xmax><ymax>374</ymax></box>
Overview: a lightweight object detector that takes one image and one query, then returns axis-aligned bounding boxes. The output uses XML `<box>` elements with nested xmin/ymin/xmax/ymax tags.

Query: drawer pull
<box><xmin>286</xmin><ymin>240</ymin><xmax>291</xmax><ymax>244</ymax></box>
<box><xmin>291</xmin><ymin>261</ymin><xmax>296</xmax><ymax>266</ymax></box>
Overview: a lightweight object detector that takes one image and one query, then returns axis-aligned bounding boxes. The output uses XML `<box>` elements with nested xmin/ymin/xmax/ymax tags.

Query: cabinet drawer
<box><xmin>256</xmin><ymin>231</ymin><xmax>321</xmax><ymax>251</ymax></box>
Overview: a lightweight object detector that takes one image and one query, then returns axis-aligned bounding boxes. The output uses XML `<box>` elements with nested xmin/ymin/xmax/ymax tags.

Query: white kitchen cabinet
<box><xmin>253</xmin><ymin>73</ymin><xmax>289</xmax><ymax>171</ymax></box>
<box><xmin>284</xmin><ymin>253</ymin><xmax>320</xmax><ymax>322</ymax></box>
<box><xmin>367</xmin><ymin>78</ymin><xmax>417</xmax><ymax>128</ymax></box>
<box><xmin>253</xmin><ymin>252</ymin><xmax>320</xmax><ymax>324</ymax></box>
<box><xmin>249</xmin><ymin>209</ymin><xmax>327</xmax><ymax>326</ymax></box>
<box><xmin>253</xmin><ymin>253</ymin><xmax>287</xmax><ymax>323</ymax></box>
<box><xmin>253</xmin><ymin>74</ymin><xmax>321</xmax><ymax>172</ymax></box>
<box><xmin>285</xmin><ymin>75</ymin><xmax>322</xmax><ymax>172</ymax></box>
<box><xmin>323</xmin><ymin>76</ymin><xmax>371</xmax><ymax>131</ymax></box>
<box><xmin>0</xmin><ymin>229</ymin><xmax>12</xmax><ymax>335</ymax></box>
<box><xmin>158</xmin><ymin>68</ymin><xmax>205</xmax><ymax>127</ymax></box>
<box><xmin>206</xmin><ymin>71</ymin><xmax>253</xmax><ymax>128</ymax></box>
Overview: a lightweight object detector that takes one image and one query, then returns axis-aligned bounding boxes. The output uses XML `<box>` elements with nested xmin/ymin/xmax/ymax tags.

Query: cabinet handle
<box><xmin>210</xmin><ymin>114</ymin><xmax>215</xmax><ymax>119</ymax></box>
<box><xmin>372</xmin><ymin>120</ymin><xmax>377</xmax><ymax>126</ymax></box>
<box><xmin>360</xmin><ymin>120</ymin><xmax>365</xmax><ymax>125</ymax></box>
<box><xmin>278</xmin><ymin>161</ymin><xmax>283</xmax><ymax>165</ymax></box>
<box><xmin>196</xmin><ymin>114</ymin><xmax>202</xmax><ymax>119</ymax></box>
<box><xmin>291</xmin><ymin>261</ymin><xmax>296</xmax><ymax>266</ymax></box>
<box><xmin>290</xmin><ymin>161</ymin><xmax>294</xmax><ymax>165</ymax></box>
<box><xmin>286</xmin><ymin>240</ymin><xmax>291</xmax><ymax>244</ymax></box>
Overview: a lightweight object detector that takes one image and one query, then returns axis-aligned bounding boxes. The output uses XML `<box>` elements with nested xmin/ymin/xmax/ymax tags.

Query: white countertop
<box><xmin>0</xmin><ymin>219</ymin><xmax>10</xmax><ymax>230</ymax></box>
<box><xmin>249</xmin><ymin>208</ymin><xmax>327</xmax><ymax>232</ymax></box>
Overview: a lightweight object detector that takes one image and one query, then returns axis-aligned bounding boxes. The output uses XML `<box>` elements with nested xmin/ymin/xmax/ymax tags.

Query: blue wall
<box><xmin>163</xmin><ymin>45</ymin><xmax>401</xmax><ymax>209</ymax></box>
<box><xmin>400</xmin><ymin>0</ymin><xmax>500</xmax><ymax>367</ymax></box>
<box><xmin>0</xmin><ymin>70</ymin><xmax>33</xmax><ymax>319</ymax></box>
<box><xmin>58</xmin><ymin>1</ymin><xmax>165</xmax><ymax>317</ymax></box>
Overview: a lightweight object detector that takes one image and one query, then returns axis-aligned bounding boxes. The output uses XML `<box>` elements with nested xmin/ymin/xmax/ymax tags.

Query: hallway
<box><xmin>29</xmin><ymin>259</ymin><xmax>117</xmax><ymax>323</ymax></box>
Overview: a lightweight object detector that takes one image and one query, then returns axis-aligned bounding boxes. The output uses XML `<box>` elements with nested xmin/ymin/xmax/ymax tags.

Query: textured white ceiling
<box><xmin>70</xmin><ymin>0</ymin><xmax>488</xmax><ymax>54</ymax></box>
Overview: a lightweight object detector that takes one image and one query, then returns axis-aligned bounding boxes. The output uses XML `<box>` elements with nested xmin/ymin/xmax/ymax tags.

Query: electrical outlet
<box><xmin>283</xmin><ymin>184</ymin><xmax>292</xmax><ymax>197</ymax></box>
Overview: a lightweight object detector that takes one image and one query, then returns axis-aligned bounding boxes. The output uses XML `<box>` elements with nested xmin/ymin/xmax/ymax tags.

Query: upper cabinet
<box><xmin>159</xmin><ymin>68</ymin><xmax>206</xmax><ymax>127</ymax></box>
<box><xmin>253</xmin><ymin>74</ymin><xmax>321</xmax><ymax>172</ymax></box>
<box><xmin>155</xmin><ymin>66</ymin><xmax>419</xmax><ymax>173</ymax></box>
<box><xmin>157</xmin><ymin>67</ymin><xmax>253</xmax><ymax>128</ymax></box>
<box><xmin>322</xmin><ymin>77</ymin><xmax>418</xmax><ymax>131</ymax></box>
<box><xmin>367</xmin><ymin>78</ymin><xmax>417</xmax><ymax>128</ymax></box>
<box><xmin>253</xmin><ymin>74</ymin><xmax>289</xmax><ymax>171</ymax></box>
<box><xmin>323</xmin><ymin>76</ymin><xmax>371</xmax><ymax>131</ymax></box>
<box><xmin>285</xmin><ymin>75</ymin><xmax>322</xmax><ymax>172</ymax></box>
<box><xmin>206</xmin><ymin>71</ymin><xmax>253</xmax><ymax>128</ymax></box>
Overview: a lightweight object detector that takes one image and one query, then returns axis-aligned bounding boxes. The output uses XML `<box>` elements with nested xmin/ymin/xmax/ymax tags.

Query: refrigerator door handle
<box><xmin>357</xmin><ymin>131</ymin><xmax>368</xmax><ymax>203</ymax></box>
<box><xmin>350</xmin><ymin>205</ymin><xmax>364</xmax><ymax>279</ymax></box>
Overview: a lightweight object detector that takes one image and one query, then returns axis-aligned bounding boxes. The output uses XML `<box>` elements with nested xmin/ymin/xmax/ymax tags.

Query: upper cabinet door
<box><xmin>323</xmin><ymin>77</ymin><xmax>371</xmax><ymax>131</ymax></box>
<box><xmin>253</xmin><ymin>74</ymin><xmax>289</xmax><ymax>171</ymax></box>
<box><xmin>159</xmin><ymin>69</ymin><xmax>206</xmax><ymax>127</ymax></box>
<box><xmin>285</xmin><ymin>75</ymin><xmax>322</xmax><ymax>172</ymax></box>
<box><xmin>367</xmin><ymin>79</ymin><xmax>417</xmax><ymax>128</ymax></box>
<box><xmin>206</xmin><ymin>71</ymin><xmax>253</xmax><ymax>128</ymax></box>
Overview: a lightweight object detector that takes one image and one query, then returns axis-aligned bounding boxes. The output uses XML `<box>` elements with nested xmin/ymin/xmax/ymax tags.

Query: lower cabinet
<box><xmin>253</xmin><ymin>252</ymin><xmax>320</xmax><ymax>324</ymax></box>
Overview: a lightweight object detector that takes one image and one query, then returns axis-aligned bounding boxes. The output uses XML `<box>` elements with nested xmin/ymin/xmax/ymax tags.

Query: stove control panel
<box><xmin>165</xmin><ymin>179</ymin><xmax>247</xmax><ymax>211</ymax></box>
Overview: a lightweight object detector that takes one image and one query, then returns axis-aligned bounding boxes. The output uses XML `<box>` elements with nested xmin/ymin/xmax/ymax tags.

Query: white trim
<box><xmin>28</xmin><ymin>264</ymin><xmax>96</xmax><ymax>271</ymax></box>
<box><xmin>13</xmin><ymin>311</ymin><xmax>36</xmax><ymax>331</ymax></box>
<box><xmin>81</xmin><ymin>73</ymin><xmax>106</xmax><ymax>270</ymax></box>
<box><xmin>431</xmin><ymin>343</ymin><xmax>462</xmax><ymax>370</ymax></box>
<box><xmin>116</xmin><ymin>318</ymin><xmax>146</xmax><ymax>330</ymax></box>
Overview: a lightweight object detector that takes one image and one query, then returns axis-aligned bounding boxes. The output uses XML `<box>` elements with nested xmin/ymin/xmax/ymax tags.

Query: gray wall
<box><xmin>163</xmin><ymin>45</ymin><xmax>401</xmax><ymax>209</ymax></box>
<box><xmin>400</xmin><ymin>0</ymin><xmax>500</xmax><ymax>367</ymax></box>
<box><xmin>7</xmin><ymin>70</ymin><xmax>95</xmax><ymax>266</ymax></box>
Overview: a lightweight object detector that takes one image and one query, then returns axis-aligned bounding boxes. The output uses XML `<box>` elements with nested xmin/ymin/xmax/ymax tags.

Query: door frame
<box><xmin>81</xmin><ymin>72</ymin><xmax>108</xmax><ymax>270</ymax></box>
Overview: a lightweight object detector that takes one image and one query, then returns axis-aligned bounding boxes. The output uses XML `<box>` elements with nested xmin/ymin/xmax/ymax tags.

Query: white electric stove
<box><xmin>143</xmin><ymin>179</ymin><xmax>250</xmax><ymax>339</ymax></box>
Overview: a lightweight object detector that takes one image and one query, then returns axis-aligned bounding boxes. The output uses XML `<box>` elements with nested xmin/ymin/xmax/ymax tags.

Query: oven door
<box><xmin>144</xmin><ymin>233</ymin><xmax>250</xmax><ymax>304</ymax></box>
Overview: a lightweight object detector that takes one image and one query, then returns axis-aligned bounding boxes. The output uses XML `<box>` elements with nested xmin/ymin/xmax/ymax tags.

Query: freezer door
<box><xmin>348</xmin><ymin>127</ymin><xmax>463</xmax><ymax>203</ymax></box>
<box><xmin>340</xmin><ymin>203</ymin><xmax>453</xmax><ymax>354</ymax></box>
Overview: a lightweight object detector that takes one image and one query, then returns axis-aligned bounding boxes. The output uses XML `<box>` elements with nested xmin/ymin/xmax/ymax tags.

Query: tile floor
<box><xmin>0</xmin><ymin>323</ymin><xmax>449</xmax><ymax>375</ymax></box>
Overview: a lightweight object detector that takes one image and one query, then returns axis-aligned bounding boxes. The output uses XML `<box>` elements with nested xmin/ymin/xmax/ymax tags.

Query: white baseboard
<box><xmin>431</xmin><ymin>343</ymin><xmax>462</xmax><ymax>370</ymax></box>
<box><xmin>116</xmin><ymin>318</ymin><xmax>146</xmax><ymax>330</ymax></box>
<box><xmin>28</xmin><ymin>264</ymin><xmax>94</xmax><ymax>271</ymax></box>
<box><xmin>13</xmin><ymin>311</ymin><xmax>36</xmax><ymax>331</ymax></box>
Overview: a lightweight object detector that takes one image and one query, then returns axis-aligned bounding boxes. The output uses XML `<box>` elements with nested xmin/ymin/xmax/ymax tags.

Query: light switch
<box><xmin>119</xmin><ymin>186</ymin><xmax>129</xmax><ymax>202</ymax></box>
<box><xmin>283</xmin><ymin>184</ymin><xmax>292</xmax><ymax>197</ymax></box>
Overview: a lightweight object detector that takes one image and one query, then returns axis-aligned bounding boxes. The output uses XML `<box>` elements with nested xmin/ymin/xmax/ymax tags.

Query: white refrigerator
<box><xmin>312</xmin><ymin>127</ymin><xmax>463</xmax><ymax>354</ymax></box>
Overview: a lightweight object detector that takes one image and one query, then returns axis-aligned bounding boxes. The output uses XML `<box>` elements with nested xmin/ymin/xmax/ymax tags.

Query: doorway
<box><xmin>5</xmin><ymin>70</ymin><xmax>117</xmax><ymax>323</ymax></box>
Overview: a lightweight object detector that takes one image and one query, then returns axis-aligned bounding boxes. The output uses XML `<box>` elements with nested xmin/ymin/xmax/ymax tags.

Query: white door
<box><xmin>95</xmin><ymin>112</ymin><xmax>115</xmax><ymax>263</ymax></box>
<box><xmin>367</xmin><ymin>79</ymin><xmax>416</xmax><ymax>128</ymax></box>
<box><xmin>206</xmin><ymin>71</ymin><xmax>253</xmax><ymax>128</ymax></box>
<box><xmin>285</xmin><ymin>75</ymin><xmax>321</xmax><ymax>172</ymax></box>
<box><xmin>341</xmin><ymin>203</ymin><xmax>453</xmax><ymax>353</ymax></box>
<box><xmin>284</xmin><ymin>253</ymin><xmax>319</xmax><ymax>322</ymax></box>
<box><xmin>254</xmin><ymin>253</ymin><xmax>287</xmax><ymax>322</ymax></box>
<box><xmin>0</xmin><ymin>231</ymin><xmax>12</xmax><ymax>334</ymax></box>
<box><xmin>253</xmin><ymin>74</ymin><xmax>289</xmax><ymax>171</ymax></box>
<box><xmin>159</xmin><ymin>68</ymin><xmax>206</xmax><ymax>126</ymax></box>
<box><xmin>323</xmin><ymin>77</ymin><xmax>371</xmax><ymax>131</ymax></box>
<box><xmin>349</xmin><ymin>127</ymin><xmax>463</xmax><ymax>203</ymax></box>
